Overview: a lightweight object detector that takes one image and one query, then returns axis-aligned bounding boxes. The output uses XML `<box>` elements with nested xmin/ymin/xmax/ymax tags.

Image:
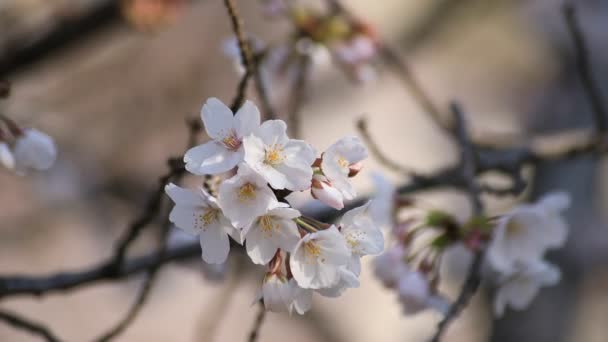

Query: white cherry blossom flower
<box><xmin>487</xmin><ymin>192</ymin><xmax>570</xmax><ymax>273</ymax></box>
<box><xmin>398</xmin><ymin>271</ymin><xmax>449</xmax><ymax>315</ymax></box>
<box><xmin>320</xmin><ymin>136</ymin><xmax>368</xmax><ymax>200</ymax></box>
<box><xmin>0</xmin><ymin>142</ymin><xmax>14</xmax><ymax>169</ymax></box>
<box><xmin>311</xmin><ymin>174</ymin><xmax>344</xmax><ymax>209</ymax></box>
<box><xmin>493</xmin><ymin>260</ymin><xmax>561</xmax><ymax>317</ymax></box>
<box><xmin>290</xmin><ymin>225</ymin><xmax>351</xmax><ymax>289</ymax></box>
<box><xmin>13</xmin><ymin>129</ymin><xmax>57</xmax><ymax>172</ymax></box>
<box><xmin>165</xmin><ymin>183</ymin><xmax>237</xmax><ymax>264</ymax></box>
<box><xmin>287</xmin><ymin>278</ymin><xmax>313</xmax><ymax>315</ymax></box>
<box><xmin>218</xmin><ymin>163</ymin><xmax>278</xmax><ymax>228</ymax></box>
<box><xmin>316</xmin><ymin>264</ymin><xmax>360</xmax><ymax>298</ymax></box>
<box><xmin>243</xmin><ymin>120</ymin><xmax>316</xmax><ymax>191</ymax></box>
<box><xmin>243</xmin><ymin>203</ymin><xmax>301</xmax><ymax>265</ymax></box>
<box><xmin>261</xmin><ymin>273</ymin><xmax>293</xmax><ymax>313</ymax></box>
<box><xmin>184</xmin><ymin>98</ymin><xmax>260</xmax><ymax>175</ymax></box>
<box><xmin>340</xmin><ymin>201</ymin><xmax>384</xmax><ymax>267</ymax></box>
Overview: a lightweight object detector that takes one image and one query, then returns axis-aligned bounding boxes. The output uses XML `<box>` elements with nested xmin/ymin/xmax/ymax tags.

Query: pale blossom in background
<box><xmin>243</xmin><ymin>119</ymin><xmax>316</xmax><ymax>191</ymax></box>
<box><xmin>321</xmin><ymin>136</ymin><xmax>368</xmax><ymax>200</ymax></box>
<box><xmin>217</xmin><ymin>163</ymin><xmax>278</xmax><ymax>228</ymax></box>
<box><xmin>397</xmin><ymin>270</ymin><xmax>449</xmax><ymax>315</ymax></box>
<box><xmin>290</xmin><ymin>225</ymin><xmax>351</xmax><ymax>289</ymax></box>
<box><xmin>487</xmin><ymin>192</ymin><xmax>570</xmax><ymax>273</ymax></box>
<box><xmin>493</xmin><ymin>260</ymin><xmax>561</xmax><ymax>317</ymax></box>
<box><xmin>369</xmin><ymin>172</ymin><xmax>396</xmax><ymax>228</ymax></box>
<box><xmin>243</xmin><ymin>203</ymin><xmax>301</xmax><ymax>265</ymax></box>
<box><xmin>374</xmin><ymin>245</ymin><xmax>409</xmax><ymax>288</ymax></box>
<box><xmin>12</xmin><ymin>128</ymin><xmax>57</xmax><ymax>173</ymax></box>
<box><xmin>184</xmin><ymin>98</ymin><xmax>260</xmax><ymax>175</ymax></box>
<box><xmin>0</xmin><ymin>142</ymin><xmax>14</xmax><ymax>169</ymax></box>
<box><xmin>165</xmin><ymin>183</ymin><xmax>236</xmax><ymax>264</ymax></box>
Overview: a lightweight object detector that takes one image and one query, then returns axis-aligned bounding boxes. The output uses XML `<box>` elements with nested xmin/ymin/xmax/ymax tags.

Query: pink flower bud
<box><xmin>311</xmin><ymin>175</ymin><xmax>344</xmax><ymax>210</ymax></box>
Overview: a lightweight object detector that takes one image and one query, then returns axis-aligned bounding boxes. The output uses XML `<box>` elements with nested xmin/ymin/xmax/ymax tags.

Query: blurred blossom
<box><xmin>397</xmin><ymin>270</ymin><xmax>448</xmax><ymax>315</ymax></box>
<box><xmin>374</xmin><ymin>245</ymin><xmax>408</xmax><ymax>288</ymax></box>
<box><xmin>487</xmin><ymin>192</ymin><xmax>570</xmax><ymax>274</ymax></box>
<box><xmin>369</xmin><ymin>172</ymin><xmax>396</xmax><ymax>229</ymax></box>
<box><xmin>121</xmin><ymin>0</ymin><xmax>185</xmax><ymax>32</ymax></box>
<box><xmin>493</xmin><ymin>260</ymin><xmax>561</xmax><ymax>317</ymax></box>
<box><xmin>12</xmin><ymin>128</ymin><xmax>57</xmax><ymax>174</ymax></box>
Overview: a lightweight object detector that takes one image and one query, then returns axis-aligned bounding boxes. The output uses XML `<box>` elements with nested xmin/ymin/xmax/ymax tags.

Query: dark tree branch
<box><xmin>248</xmin><ymin>302</ymin><xmax>267</xmax><ymax>342</ymax></box>
<box><xmin>563</xmin><ymin>2</ymin><xmax>608</xmax><ymax>133</ymax></box>
<box><xmin>430</xmin><ymin>103</ymin><xmax>485</xmax><ymax>342</ymax></box>
<box><xmin>0</xmin><ymin>309</ymin><xmax>61</xmax><ymax>342</ymax></box>
<box><xmin>287</xmin><ymin>54</ymin><xmax>311</xmax><ymax>138</ymax></box>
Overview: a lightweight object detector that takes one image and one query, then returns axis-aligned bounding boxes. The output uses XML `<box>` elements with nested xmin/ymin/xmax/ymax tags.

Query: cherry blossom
<box><xmin>290</xmin><ymin>225</ymin><xmax>351</xmax><ymax>289</ymax></box>
<box><xmin>287</xmin><ymin>279</ymin><xmax>313</xmax><ymax>315</ymax></box>
<box><xmin>374</xmin><ymin>245</ymin><xmax>409</xmax><ymax>288</ymax></box>
<box><xmin>184</xmin><ymin>98</ymin><xmax>260</xmax><ymax>175</ymax></box>
<box><xmin>397</xmin><ymin>271</ymin><xmax>449</xmax><ymax>315</ymax></box>
<box><xmin>261</xmin><ymin>273</ymin><xmax>293</xmax><ymax>313</ymax></box>
<box><xmin>487</xmin><ymin>192</ymin><xmax>570</xmax><ymax>273</ymax></box>
<box><xmin>165</xmin><ymin>183</ymin><xmax>237</xmax><ymax>264</ymax></box>
<box><xmin>243</xmin><ymin>203</ymin><xmax>301</xmax><ymax>265</ymax></box>
<box><xmin>217</xmin><ymin>163</ymin><xmax>279</xmax><ymax>228</ymax></box>
<box><xmin>0</xmin><ymin>142</ymin><xmax>14</xmax><ymax>169</ymax></box>
<box><xmin>243</xmin><ymin>120</ymin><xmax>316</xmax><ymax>191</ymax></box>
<box><xmin>493</xmin><ymin>260</ymin><xmax>561</xmax><ymax>317</ymax></box>
<box><xmin>12</xmin><ymin>129</ymin><xmax>57</xmax><ymax>173</ymax></box>
<box><xmin>320</xmin><ymin>136</ymin><xmax>368</xmax><ymax>200</ymax></box>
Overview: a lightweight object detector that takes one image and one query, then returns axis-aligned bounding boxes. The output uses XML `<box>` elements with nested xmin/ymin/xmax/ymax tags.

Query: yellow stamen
<box><xmin>259</xmin><ymin>215</ymin><xmax>276</xmax><ymax>233</ymax></box>
<box><xmin>337</xmin><ymin>156</ymin><xmax>349</xmax><ymax>168</ymax></box>
<box><xmin>264</xmin><ymin>145</ymin><xmax>284</xmax><ymax>165</ymax></box>
<box><xmin>222</xmin><ymin>132</ymin><xmax>241</xmax><ymax>151</ymax></box>
<box><xmin>304</xmin><ymin>241</ymin><xmax>321</xmax><ymax>257</ymax></box>
<box><xmin>194</xmin><ymin>208</ymin><xmax>219</xmax><ymax>230</ymax></box>
<box><xmin>238</xmin><ymin>183</ymin><xmax>256</xmax><ymax>201</ymax></box>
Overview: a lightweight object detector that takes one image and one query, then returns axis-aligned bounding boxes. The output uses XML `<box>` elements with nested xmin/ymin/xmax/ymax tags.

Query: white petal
<box><xmin>165</xmin><ymin>183</ymin><xmax>204</xmax><ymax>206</ymax></box>
<box><xmin>201</xmin><ymin>98</ymin><xmax>234</xmax><ymax>140</ymax></box>
<box><xmin>537</xmin><ymin>191</ymin><xmax>571</xmax><ymax>213</ymax></box>
<box><xmin>199</xmin><ymin>223</ymin><xmax>230</xmax><ymax>264</ymax></box>
<box><xmin>0</xmin><ymin>143</ymin><xmax>14</xmax><ymax>169</ymax></box>
<box><xmin>168</xmin><ymin>206</ymin><xmax>201</xmax><ymax>235</ymax></box>
<box><xmin>184</xmin><ymin>141</ymin><xmax>242</xmax><ymax>175</ymax></box>
<box><xmin>311</xmin><ymin>178</ymin><xmax>344</xmax><ymax>210</ymax></box>
<box><xmin>234</xmin><ymin>100</ymin><xmax>261</xmax><ymax>138</ymax></box>
<box><xmin>246</xmin><ymin>224</ymin><xmax>279</xmax><ymax>265</ymax></box>
<box><xmin>13</xmin><ymin>129</ymin><xmax>57</xmax><ymax>171</ymax></box>
<box><xmin>256</xmin><ymin>120</ymin><xmax>289</xmax><ymax>146</ymax></box>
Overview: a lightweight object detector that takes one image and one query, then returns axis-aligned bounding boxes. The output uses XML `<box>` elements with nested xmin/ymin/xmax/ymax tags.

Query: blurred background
<box><xmin>1</xmin><ymin>0</ymin><xmax>607</xmax><ymax>341</ymax></box>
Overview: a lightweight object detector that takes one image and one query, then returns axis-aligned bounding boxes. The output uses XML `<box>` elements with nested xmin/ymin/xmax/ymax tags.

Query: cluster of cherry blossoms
<box><xmin>165</xmin><ymin>97</ymin><xmax>384</xmax><ymax>314</ymax></box>
<box><xmin>224</xmin><ymin>0</ymin><xmax>380</xmax><ymax>88</ymax></box>
<box><xmin>0</xmin><ymin>86</ymin><xmax>57</xmax><ymax>175</ymax></box>
<box><xmin>370</xmin><ymin>175</ymin><xmax>570</xmax><ymax>317</ymax></box>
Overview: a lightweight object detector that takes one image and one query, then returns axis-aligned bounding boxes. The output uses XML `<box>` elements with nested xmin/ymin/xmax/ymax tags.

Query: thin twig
<box><xmin>287</xmin><ymin>54</ymin><xmax>311</xmax><ymax>138</ymax></box>
<box><xmin>430</xmin><ymin>103</ymin><xmax>484</xmax><ymax>342</ymax></box>
<box><xmin>563</xmin><ymin>2</ymin><xmax>608</xmax><ymax>133</ymax></box>
<box><xmin>0</xmin><ymin>309</ymin><xmax>61</xmax><ymax>342</ymax></box>
<box><xmin>224</xmin><ymin>0</ymin><xmax>257</xmax><ymax>112</ymax></box>
<box><xmin>357</xmin><ymin>117</ymin><xmax>416</xmax><ymax>176</ymax></box>
<box><xmin>248</xmin><ymin>302</ymin><xmax>267</xmax><ymax>342</ymax></box>
<box><xmin>379</xmin><ymin>46</ymin><xmax>450</xmax><ymax>133</ymax></box>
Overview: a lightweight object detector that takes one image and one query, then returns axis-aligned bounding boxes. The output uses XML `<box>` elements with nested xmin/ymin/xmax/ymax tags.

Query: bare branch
<box><xmin>563</xmin><ymin>2</ymin><xmax>608</xmax><ymax>133</ymax></box>
<box><xmin>287</xmin><ymin>55</ymin><xmax>311</xmax><ymax>138</ymax></box>
<box><xmin>248</xmin><ymin>302</ymin><xmax>267</xmax><ymax>342</ymax></box>
<box><xmin>357</xmin><ymin>117</ymin><xmax>416</xmax><ymax>176</ymax></box>
<box><xmin>0</xmin><ymin>309</ymin><xmax>61</xmax><ymax>342</ymax></box>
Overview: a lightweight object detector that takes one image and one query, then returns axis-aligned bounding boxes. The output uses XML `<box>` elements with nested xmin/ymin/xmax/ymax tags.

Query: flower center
<box><xmin>194</xmin><ymin>208</ymin><xmax>219</xmax><ymax>230</ymax></box>
<box><xmin>304</xmin><ymin>241</ymin><xmax>321</xmax><ymax>257</ymax></box>
<box><xmin>264</xmin><ymin>145</ymin><xmax>284</xmax><ymax>165</ymax></box>
<box><xmin>238</xmin><ymin>183</ymin><xmax>257</xmax><ymax>201</ymax></box>
<box><xmin>259</xmin><ymin>215</ymin><xmax>276</xmax><ymax>233</ymax></box>
<box><xmin>506</xmin><ymin>219</ymin><xmax>524</xmax><ymax>237</ymax></box>
<box><xmin>337</xmin><ymin>156</ymin><xmax>349</xmax><ymax>168</ymax></box>
<box><xmin>221</xmin><ymin>131</ymin><xmax>241</xmax><ymax>151</ymax></box>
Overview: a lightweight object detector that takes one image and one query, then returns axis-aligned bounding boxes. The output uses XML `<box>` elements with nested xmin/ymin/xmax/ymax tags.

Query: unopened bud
<box><xmin>311</xmin><ymin>175</ymin><xmax>344</xmax><ymax>209</ymax></box>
